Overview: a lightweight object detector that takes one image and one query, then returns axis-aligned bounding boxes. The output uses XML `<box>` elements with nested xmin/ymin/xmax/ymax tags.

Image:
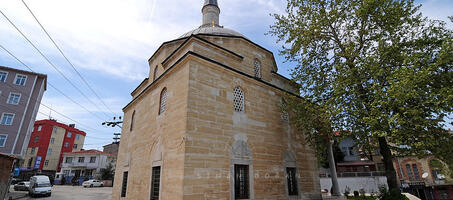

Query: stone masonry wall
<box><xmin>183</xmin><ymin>57</ymin><xmax>321</xmax><ymax>200</ymax></box>
<box><xmin>112</xmin><ymin>61</ymin><xmax>190</xmax><ymax>200</ymax></box>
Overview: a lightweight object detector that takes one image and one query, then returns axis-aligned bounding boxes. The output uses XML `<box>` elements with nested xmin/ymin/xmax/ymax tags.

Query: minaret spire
<box><xmin>201</xmin><ymin>0</ymin><xmax>220</xmax><ymax>28</ymax></box>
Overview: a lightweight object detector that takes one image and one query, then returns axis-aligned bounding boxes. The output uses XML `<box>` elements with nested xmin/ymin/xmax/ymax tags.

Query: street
<box><xmin>8</xmin><ymin>185</ymin><xmax>112</xmax><ymax>200</ymax></box>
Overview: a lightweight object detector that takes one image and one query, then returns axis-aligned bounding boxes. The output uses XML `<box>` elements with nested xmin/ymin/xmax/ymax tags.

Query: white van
<box><xmin>29</xmin><ymin>175</ymin><xmax>52</xmax><ymax>197</ymax></box>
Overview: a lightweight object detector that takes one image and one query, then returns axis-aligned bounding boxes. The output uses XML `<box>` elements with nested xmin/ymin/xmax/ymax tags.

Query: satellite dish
<box><xmin>422</xmin><ymin>172</ymin><xmax>429</xmax><ymax>179</ymax></box>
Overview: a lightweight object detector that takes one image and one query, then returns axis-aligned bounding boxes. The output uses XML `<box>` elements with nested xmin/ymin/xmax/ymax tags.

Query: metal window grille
<box><xmin>286</xmin><ymin>167</ymin><xmax>299</xmax><ymax>196</ymax></box>
<box><xmin>121</xmin><ymin>171</ymin><xmax>128</xmax><ymax>197</ymax></box>
<box><xmin>233</xmin><ymin>87</ymin><xmax>244</xmax><ymax>112</ymax></box>
<box><xmin>405</xmin><ymin>164</ymin><xmax>414</xmax><ymax>181</ymax></box>
<box><xmin>234</xmin><ymin>165</ymin><xmax>249</xmax><ymax>199</ymax></box>
<box><xmin>253</xmin><ymin>59</ymin><xmax>261</xmax><ymax>78</ymax></box>
<box><xmin>159</xmin><ymin>88</ymin><xmax>167</xmax><ymax>114</ymax></box>
<box><xmin>150</xmin><ymin>166</ymin><xmax>161</xmax><ymax>200</ymax></box>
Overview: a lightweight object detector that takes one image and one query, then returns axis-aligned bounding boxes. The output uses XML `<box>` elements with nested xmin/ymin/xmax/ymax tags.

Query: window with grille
<box><xmin>78</xmin><ymin>157</ymin><xmax>85</xmax><ymax>163</ymax></box>
<box><xmin>65</xmin><ymin>157</ymin><xmax>73</xmax><ymax>163</ymax></box>
<box><xmin>286</xmin><ymin>167</ymin><xmax>299</xmax><ymax>196</ymax></box>
<box><xmin>233</xmin><ymin>87</ymin><xmax>244</xmax><ymax>112</ymax></box>
<box><xmin>159</xmin><ymin>88</ymin><xmax>167</xmax><ymax>114</ymax></box>
<box><xmin>121</xmin><ymin>171</ymin><xmax>128</xmax><ymax>197</ymax></box>
<box><xmin>130</xmin><ymin>111</ymin><xmax>135</xmax><ymax>131</ymax></box>
<box><xmin>406</xmin><ymin>164</ymin><xmax>414</xmax><ymax>181</ymax></box>
<box><xmin>0</xmin><ymin>71</ymin><xmax>7</xmax><ymax>82</ymax></box>
<box><xmin>153</xmin><ymin>66</ymin><xmax>159</xmax><ymax>81</ymax></box>
<box><xmin>90</xmin><ymin>156</ymin><xmax>96</xmax><ymax>163</ymax></box>
<box><xmin>44</xmin><ymin>160</ymin><xmax>49</xmax><ymax>166</ymax></box>
<box><xmin>234</xmin><ymin>164</ymin><xmax>249</xmax><ymax>199</ymax></box>
<box><xmin>253</xmin><ymin>59</ymin><xmax>261</xmax><ymax>78</ymax></box>
<box><xmin>1</xmin><ymin>113</ymin><xmax>14</xmax><ymax>125</ymax></box>
<box><xmin>412</xmin><ymin>164</ymin><xmax>420</xmax><ymax>180</ymax></box>
<box><xmin>150</xmin><ymin>166</ymin><xmax>161</xmax><ymax>200</ymax></box>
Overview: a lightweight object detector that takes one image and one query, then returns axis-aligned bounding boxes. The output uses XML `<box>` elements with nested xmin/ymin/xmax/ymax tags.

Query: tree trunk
<box><xmin>378</xmin><ymin>136</ymin><xmax>399</xmax><ymax>191</ymax></box>
<box><xmin>327</xmin><ymin>140</ymin><xmax>341</xmax><ymax>196</ymax></box>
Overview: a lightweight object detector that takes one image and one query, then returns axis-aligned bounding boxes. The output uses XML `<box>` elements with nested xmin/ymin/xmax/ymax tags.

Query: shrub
<box><xmin>379</xmin><ymin>188</ymin><xmax>409</xmax><ymax>200</ymax></box>
<box><xmin>354</xmin><ymin>191</ymin><xmax>359</xmax><ymax>197</ymax></box>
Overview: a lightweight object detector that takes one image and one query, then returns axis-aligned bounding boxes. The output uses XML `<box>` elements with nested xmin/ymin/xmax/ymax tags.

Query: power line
<box><xmin>0</xmin><ymin>44</ymin><xmax>106</xmax><ymax>121</ymax></box>
<box><xmin>21</xmin><ymin>0</ymin><xmax>117</xmax><ymax>116</ymax></box>
<box><xmin>0</xmin><ymin>78</ymin><xmax>99</xmax><ymax>132</ymax></box>
<box><xmin>0</xmin><ymin>9</ymin><xmax>111</xmax><ymax>119</ymax></box>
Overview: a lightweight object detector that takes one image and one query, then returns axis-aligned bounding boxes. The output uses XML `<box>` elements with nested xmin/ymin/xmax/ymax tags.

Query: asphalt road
<box><xmin>9</xmin><ymin>185</ymin><xmax>112</xmax><ymax>200</ymax></box>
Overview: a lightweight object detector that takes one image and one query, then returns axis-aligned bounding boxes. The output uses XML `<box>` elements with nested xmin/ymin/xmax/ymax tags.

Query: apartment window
<box><xmin>90</xmin><ymin>156</ymin><xmax>96</xmax><ymax>163</ymax></box>
<box><xmin>0</xmin><ymin>71</ymin><xmax>7</xmax><ymax>82</ymax></box>
<box><xmin>150</xmin><ymin>166</ymin><xmax>161</xmax><ymax>200</ymax></box>
<box><xmin>47</xmin><ymin>148</ymin><xmax>52</xmax><ymax>155</ymax></box>
<box><xmin>233</xmin><ymin>87</ymin><xmax>245</xmax><ymax>112</ymax></box>
<box><xmin>65</xmin><ymin>157</ymin><xmax>73</xmax><ymax>163</ymax></box>
<box><xmin>159</xmin><ymin>88</ymin><xmax>167</xmax><ymax>115</ymax></box>
<box><xmin>27</xmin><ymin>158</ymin><xmax>33</xmax><ymax>167</ymax></box>
<box><xmin>78</xmin><ymin>157</ymin><xmax>85</xmax><ymax>163</ymax></box>
<box><xmin>52</xmin><ymin>126</ymin><xmax>57</xmax><ymax>133</ymax></box>
<box><xmin>253</xmin><ymin>59</ymin><xmax>261</xmax><ymax>78</ymax></box>
<box><xmin>0</xmin><ymin>135</ymin><xmax>7</xmax><ymax>147</ymax></box>
<box><xmin>64</xmin><ymin>142</ymin><xmax>69</xmax><ymax>148</ymax></box>
<box><xmin>14</xmin><ymin>74</ymin><xmax>27</xmax><ymax>86</ymax></box>
<box><xmin>50</xmin><ymin>138</ymin><xmax>55</xmax><ymax>144</ymax></box>
<box><xmin>75</xmin><ymin>135</ymin><xmax>79</xmax><ymax>140</ymax></box>
<box><xmin>30</xmin><ymin>147</ymin><xmax>36</xmax><ymax>154</ymax></box>
<box><xmin>1</xmin><ymin>113</ymin><xmax>14</xmax><ymax>125</ymax></box>
<box><xmin>121</xmin><ymin>171</ymin><xmax>128</xmax><ymax>197</ymax></box>
<box><xmin>44</xmin><ymin>160</ymin><xmax>49</xmax><ymax>166</ymax></box>
<box><xmin>67</xmin><ymin>132</ymin><xmax>72</xmax><ymax>138</ymax></box>
<box><xmin>286</xmin><ymin>167</ymin><xmax>299</xmax><ymax>196</ymax></box>
<box><xmin>73</xmin><ymin>144</ymin><xmax>78</xmax><ymax>149</ymax></box>
<box><xmin>153</xmin><ymin>66</ymin><xmax>158</xmax><ymax>81</ymax></box>
<box><xmin>234</xmin><ymin>164</ymin><xmax>249</xmax><ymax>199</ymax></box>
<box><xmin>7</xmin><ymin>93</ymin><xmax>21</xmax><ymax>105</ymax></box>
<box><xmin>37</xmin><ymin>125</ymin><xmax>42</xmax><ymax>132</ymax></box>
<box><xmin>34</xmin><ymin>136</ymin><xmax>39</xmax><ymax>143</ymax></box>
<box><xmin>130</xmin><ymin>111</ymin><xmax>135</xmax><ymax>132</ymax></box>
<box><xmin>412</xmin><ymin>164</ymin><xmax>420</xmax><ymax>181</ymax></box>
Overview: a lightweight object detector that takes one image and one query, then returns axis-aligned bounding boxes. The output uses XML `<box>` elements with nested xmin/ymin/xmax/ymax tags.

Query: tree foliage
<box><xmin>271</xmin><ymin>0</ymin><xmax>453</xmax><ymax>190</ymax></box>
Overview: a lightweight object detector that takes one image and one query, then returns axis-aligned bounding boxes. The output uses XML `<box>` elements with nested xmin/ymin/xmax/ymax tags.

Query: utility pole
<box><xmin>102</xmin><ymin>116</ymin><xmax>123</xmax><ymax>144</ymax></box>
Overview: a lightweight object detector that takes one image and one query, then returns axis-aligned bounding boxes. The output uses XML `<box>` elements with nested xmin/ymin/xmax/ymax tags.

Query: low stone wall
<box><xmin>320</xmin><ymin>176</ymin><xmax>388</xmax><ymax>195</ymax></box>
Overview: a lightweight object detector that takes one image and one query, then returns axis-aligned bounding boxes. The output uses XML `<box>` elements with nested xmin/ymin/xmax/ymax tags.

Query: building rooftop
<box><xmin>0</xmin><ymin>65</ymin><xmax>47</xmax><ymax>90</ymax></box>
<box><xmin>64</xmin><ymin>149</ymin><xmax>114</xmax><ymax>157</ymax></box>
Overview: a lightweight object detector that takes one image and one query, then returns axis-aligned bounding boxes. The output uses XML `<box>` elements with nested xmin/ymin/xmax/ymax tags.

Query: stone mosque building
<box><xmin>112</xmin><ymin>1</ymin><xmax>322</xmax><ymax>199</ymax></box>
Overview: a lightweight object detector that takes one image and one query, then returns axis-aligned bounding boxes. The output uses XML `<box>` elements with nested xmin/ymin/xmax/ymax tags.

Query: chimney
<box><xmin>69</xmin><ymin>124</ymin><xmax>75</xmax><ymax>128</ymax></box>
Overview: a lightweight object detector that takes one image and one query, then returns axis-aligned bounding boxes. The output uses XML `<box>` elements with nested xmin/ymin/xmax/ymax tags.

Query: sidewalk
<box><xmin>5</xmin><ymin>186</ymin><xmax>28</xmax><ymax>200</ymax></box>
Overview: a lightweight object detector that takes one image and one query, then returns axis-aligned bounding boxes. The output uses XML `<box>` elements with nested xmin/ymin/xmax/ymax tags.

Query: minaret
<box><xmin>201</xmin><ymin>0</ymin><xmax>221</xmax><ymax>28</ymax></box>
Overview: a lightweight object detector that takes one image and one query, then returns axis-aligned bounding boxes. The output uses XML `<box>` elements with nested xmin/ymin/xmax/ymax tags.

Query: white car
<box><xmin>82</xmin><ymin>179</ymin><xmax>104</xmax><ymax>188</ymax></box>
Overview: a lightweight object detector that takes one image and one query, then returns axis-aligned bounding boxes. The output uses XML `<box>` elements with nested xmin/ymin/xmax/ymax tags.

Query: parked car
<box><xmin>82</xmin><ymin>179</ymin><xmax>104</xmax><ymax>188</ymax></box>
<box><xmin>29</xmin><ymin>175</ymin><xmax>52</xmax><ymax>197</ymax></box>
<box><xmin>13</xmin><ymin>181</ymin><xmax>30</xmax><ymax>191</ymax></box>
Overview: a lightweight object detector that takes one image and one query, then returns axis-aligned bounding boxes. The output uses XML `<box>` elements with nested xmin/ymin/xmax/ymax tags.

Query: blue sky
<box><xmin>0</xmin><ymin>0</ymin><xmax>451</xmax><ymax>150</ymax></box>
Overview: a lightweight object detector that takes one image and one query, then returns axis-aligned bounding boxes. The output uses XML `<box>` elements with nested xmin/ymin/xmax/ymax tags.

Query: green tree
<box><xmin>271</xmin><ymin>0</ymin><xmax>453</xmax><ymax>191</ymax></box>
<box><xmin>100</xmin><ymin>162</ymin><xmax>115</xmax><ymax>180</ymax></box>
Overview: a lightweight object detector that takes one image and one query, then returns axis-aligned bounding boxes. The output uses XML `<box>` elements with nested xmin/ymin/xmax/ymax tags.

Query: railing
<box><xmin>320</xmin><ymin>171</ymin><xmax>386</xmax><ymax>178</ymax></box>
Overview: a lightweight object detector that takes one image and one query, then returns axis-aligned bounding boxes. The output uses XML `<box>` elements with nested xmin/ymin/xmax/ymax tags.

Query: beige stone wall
<box><xmin>112</xmin><ymin>60</ymin><xmax>190</xmax><ymax>200</ymax></box>
<box><xmin>182</xmin><ymin>57</ymin><xmax>320</xmax><ymax>200</ymax></box>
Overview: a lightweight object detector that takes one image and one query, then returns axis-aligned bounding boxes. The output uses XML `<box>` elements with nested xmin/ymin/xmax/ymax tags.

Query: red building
<box><xmin>21</xmin><ymin>119</ymin><xmax>86</xmax><ymax>173</ymax></box>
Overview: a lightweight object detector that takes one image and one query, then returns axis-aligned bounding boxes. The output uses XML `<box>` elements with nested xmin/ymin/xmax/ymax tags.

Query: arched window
<box><xmin>153</xmin><ymin>66</ymin><xmax>159</xmax><ymax>81</ymax></box>
<box><xmin>130</xmin><ymin>110</ymin><xmax>135</xmax><ymax>132</ymax></box>
<box><xmin>159</xmin><ymin>88</ymin><xmax>167</xmax><ymax>115</ymax></box>
<box><xmin>253</xmin><ymin>59</ymin><xmax>261</xmax><ymax>78</ymax></box>
<box><xmin>233</xmin><ymin>87</ymin><xmax>244</xmax><ymax>112</ymax></box>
